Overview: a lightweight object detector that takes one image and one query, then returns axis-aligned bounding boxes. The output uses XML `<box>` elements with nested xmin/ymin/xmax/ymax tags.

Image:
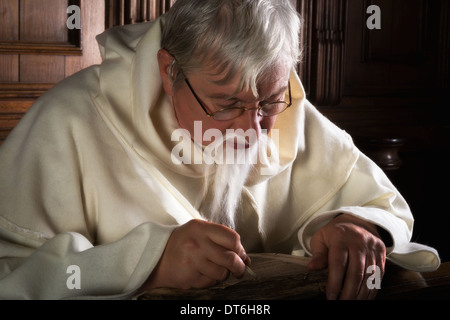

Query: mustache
<box><xmin>203</xmin><ymin>130</ymin><xmax>273</xmax><ymax>166</ymax></box>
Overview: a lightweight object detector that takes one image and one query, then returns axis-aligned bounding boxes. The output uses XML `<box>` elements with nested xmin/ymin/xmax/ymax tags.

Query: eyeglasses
<box><xmin>184</xmin><ymin>78</ymin><xmax>292</xmax><ymax>121</ymax></box>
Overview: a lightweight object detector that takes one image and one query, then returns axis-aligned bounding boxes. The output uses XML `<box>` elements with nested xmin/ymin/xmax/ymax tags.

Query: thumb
<box><xmin>308</xmin><ymin>231</ymin><xmax>329</xmax><ymax>271</ymax></box>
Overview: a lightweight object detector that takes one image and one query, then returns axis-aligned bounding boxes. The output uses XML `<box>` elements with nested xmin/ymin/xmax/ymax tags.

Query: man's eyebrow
<box><xmin>208</xmin><ymin>92</ymin><xmax>237</xmax><ymax>100</ymax></box>
<box><xmin>208</xmin><ymin>85</ymin><xmax>288</xmax><ymax>101</ymax></box>
<box><xmin>266</xmin><ymin>85</ymin><xmax>288</xmax><ymax>100</ymax></box>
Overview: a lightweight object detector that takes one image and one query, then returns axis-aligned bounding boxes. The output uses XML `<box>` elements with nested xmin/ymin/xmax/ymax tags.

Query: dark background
<box><xmin>298</xmin><ymin>0</ymin><xmax>450</xmax><ymax>261</ymax></box>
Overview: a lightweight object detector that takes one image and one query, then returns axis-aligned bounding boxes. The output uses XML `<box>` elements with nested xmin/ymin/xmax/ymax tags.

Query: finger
<box><xmin>192</xmin><ymin>273</ymin><xmax>219</xmax><ymax>289</ymax></box>
<box><xmin>215</xmin><ymin>249</ymin><xmax>247</xmax><ymax>278</ymax></box>
<box><xmin>339</xmin><ymin>251</ymin><xmax>367</xmax><ymax>300</ymax></box>
<box><xmin>326</xmin><ymin>247</ymin><xmax>348</xmax><ymax>300</ymax></box>
<box><xmin>357</xmin><ymin>251</ymin><xmax>385</xmax><ymax>300</ymax></box>
<box><xmin>223</xmin><ymin>250</ymin><xmax>247</xmax><ymax>278</ymax></box>
<box><xmin>244</xmin><ymin>254</ymin><xmax>252</xmax><ymax>266</ymax></box>
<box><xmin>363</xmin><ymin>264</ymin><xmax>380</xmax><ymax>300</ymax></box>
<box><xmin>174</xmin><ymin>266</ymin><xmax>218</xmax><ymax>290</ymax></box>
<box><xmin>356</xmin><ymin>257</ymin><xmax>375</xmax><ymax>300</ymax></box>
<box><xmin>198</xmin><ymin>259</ymin><xmax>230</xmax><ymax>282</ymax></box>
<box><xmin>308</xmin><ymin>248</ymin><xmax>328</xmax><ymax>271</ymax></box>
<box><xmin>367</xmin><ymin>253</ymin><xmax>386</xmax><ymax>300</ymax></box>
<box><xmin>204</xmin><ymin>222</ymin><xmax>249</xmax><ymax>270</ymax></box>
<box><xmin>308</xmin><ymin>230</ymin><xmax>329</xmax><ymax>271</ymax></box>
<box><xmin>367</xmin><ymin>284</ymin><xmax>379</xmax><ymax>300</ymax></box>
<box><xmin>205</xmin><ymin>222</ymin><xmax>246</xmax><ymax>258</ymax></box>
<box><xmin>202</xmin><ymin>239</ymin><xmax>246</xmax><ymax>278</ymax></box>
<box><xmin>365</xmin><ymin>241</ymin><xmax>387</xmax><ymax>300</ymax></box>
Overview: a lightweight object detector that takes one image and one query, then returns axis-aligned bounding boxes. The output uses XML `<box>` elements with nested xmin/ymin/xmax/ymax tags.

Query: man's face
<box><xmin>171</xmin><ymin>63</ymin><xmax>291</xmax><ymax>146</ymax></box>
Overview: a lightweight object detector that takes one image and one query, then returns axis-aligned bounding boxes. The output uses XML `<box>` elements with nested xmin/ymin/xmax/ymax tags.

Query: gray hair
<box><xmin>161</xmin><ymin>0</ymin><xmax>301</xmax><ymax>95</ymax></box>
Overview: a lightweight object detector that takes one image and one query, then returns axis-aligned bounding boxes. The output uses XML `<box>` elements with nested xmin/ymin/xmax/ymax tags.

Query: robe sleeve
<box><xmin>297</xmin><ymin>151</ymin><xmax>441</xmax><ymax>272</ymax></box>
<box><xmin>0</xmin><ymin>219</ymin><xmax>174</xmax><ymax>299</ymax></box>
<box><xmin>0</xmin><ymin>75</ymin><xmax>175</xmax><ymax>299</ymax></box>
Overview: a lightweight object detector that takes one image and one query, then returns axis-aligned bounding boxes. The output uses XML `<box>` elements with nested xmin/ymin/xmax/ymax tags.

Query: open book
<box><xmin>136</xmin><ymin>253</ymin><xmax>328</xmax><ymax>300</ymax></box>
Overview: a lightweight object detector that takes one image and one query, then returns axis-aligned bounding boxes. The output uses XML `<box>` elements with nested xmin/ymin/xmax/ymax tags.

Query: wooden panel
<box><xmin>0</xmin><ymin>83</ymin><xmax>54</xmax><ymax>100</ymax></box>
<box><xmin>0</xmin><ymin>99</ymin><xmax>34</xmax><ymax>143</ymax></box>
<box><xmin>0</xmin><ymin>42</ymin><xmax>82</xmax><ymax>55</ymax></box>
<box><xmin>19</xmin><ymin>0</ymin><xmax>68</xmax><ymax>42</ymax></box>
<box><xmin>19</xmin><ymin>55</ymin><xmax>65</xmax><ymax>83</ymax></box>
<box><xmin>0</xmin><ymin>55</ymin><xmax>19</xmax><ymax>82</ymax></box>
<box><xmin>0</xmin><ymin>0</ymin><xmax>19</xmax><ymax>41</ymax></box>
<box><xmin>0</xmin><ymin>114</ymin><xmax>22</xmax><ymax>142</ymax></box>
<box><xmin>0</xmin><ymin>0</ymin><xmax>104</xmax><ymax>145</ymax></box>
<box><xmin>298</xmin><ymin>0</ymin><xmax>447</xmax><ymax>105</ymax></box>
<box><xmin>362</xmin><ymin>0</ymin><xmax>427</xmax><ymax>63</ymax></box>
<box><xmin>0</xmin><ymin>83</ymin><xmax>54</xmax><ymax>144</ymax></box>
<box><xmin>344</xmin><ymin>0</ymin><xmax>441</xmax><ymax>97</ymax></box>
<box><xmin>0</xmin><ymin>0</ymin><xmax>81</xmax><ymax>55</ymax></box>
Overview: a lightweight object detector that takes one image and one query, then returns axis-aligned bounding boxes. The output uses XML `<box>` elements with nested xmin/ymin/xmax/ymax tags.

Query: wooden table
<box><xmin>378</xmin><ymin>259</ymin><xmax>450</xmax><ymax>299</ymax></box>
<box><xmin>137</xmin><ymin>253</ymin><xmax>450</xmax><ymax>300</ymax></box>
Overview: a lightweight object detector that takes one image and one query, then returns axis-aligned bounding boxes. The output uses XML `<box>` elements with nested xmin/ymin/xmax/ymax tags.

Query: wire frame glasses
<box><xmin>184</xmin><ymin>78</ymin><xmax>292</xmax><ymax>121</ymax></box>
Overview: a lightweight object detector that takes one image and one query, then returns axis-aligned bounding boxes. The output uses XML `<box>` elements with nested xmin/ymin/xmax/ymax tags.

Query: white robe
<box><xmin>0</xmin><ymin>17</ymin><xmax>440</xmax><ymax>299</ymax></box>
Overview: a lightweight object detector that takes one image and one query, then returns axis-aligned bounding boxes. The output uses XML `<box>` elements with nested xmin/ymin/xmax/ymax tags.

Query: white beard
<box><xmin>198</xmin><ymin>131</ymin><xmax>280</xmax><ymax>229</ymax></box>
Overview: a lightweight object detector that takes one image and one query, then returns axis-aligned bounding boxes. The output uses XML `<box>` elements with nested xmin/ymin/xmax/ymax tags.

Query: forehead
<box><xmin>189</xmin><ymin>62</ymin><xmax>291</xmax><ymax>100</ymax></box>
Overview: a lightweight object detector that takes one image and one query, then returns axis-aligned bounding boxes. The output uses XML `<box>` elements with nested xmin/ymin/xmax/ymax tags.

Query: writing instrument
<box><xmin>245</xmin><ymin>265</ymin><xmax>256</xmax><ymax>277</ymax></box>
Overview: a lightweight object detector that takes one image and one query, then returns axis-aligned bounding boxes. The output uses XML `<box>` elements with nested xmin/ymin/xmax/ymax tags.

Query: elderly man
<box><xmin>0</xmin><ymin>0</ymin><xmax>440</xmax><ymax>300</ymax></box>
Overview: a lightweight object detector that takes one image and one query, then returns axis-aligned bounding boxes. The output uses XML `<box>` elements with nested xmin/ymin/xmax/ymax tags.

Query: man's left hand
<box><xmin>307</xmin><ymin>213</ymin><xmax>386</xmax><ymax>300</ymax></box>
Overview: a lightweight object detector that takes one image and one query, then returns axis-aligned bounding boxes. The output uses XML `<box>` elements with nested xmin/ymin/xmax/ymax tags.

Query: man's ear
<box><xmin>157</xmin><ymin>49</ymin><xmax>176</xmax><ymax>96</ymax></box>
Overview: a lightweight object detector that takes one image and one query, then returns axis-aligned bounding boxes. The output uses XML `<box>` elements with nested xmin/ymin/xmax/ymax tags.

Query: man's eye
<box><xmin>262</xmin><ymin>96</ymin><xmax>286</xmax><ymax>106</ymax></box>
<box><xmin>218</xmin><ymin>102</ymin><xmax>239</xmax><ymax>109</ymax></box>
<box><xmin>261</xmin><ymin>94</ymin><xmax>283</xmax><ymax>105</ymax></box>
<box><xmin>260</xmin><ymin>100</ymin><xmax>276</xmax><ymax>106</ymax></box>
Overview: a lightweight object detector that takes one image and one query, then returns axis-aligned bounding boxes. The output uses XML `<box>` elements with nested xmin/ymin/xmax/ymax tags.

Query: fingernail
<box><xmin>241</xmin><ymin>250</ymin><xmax>250</xmax><ymax>262</ymax></box>
<box><xmin>240</xmin><ymin>249</ymin><xmax>249</xmax><ymax>264</ymax></box>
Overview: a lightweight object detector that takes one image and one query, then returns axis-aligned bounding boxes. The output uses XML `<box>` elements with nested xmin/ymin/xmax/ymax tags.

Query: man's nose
<box><xmin>232</xmin><ymin>106</ymin><xmax>262</xmax><ymax>137</ymax></box>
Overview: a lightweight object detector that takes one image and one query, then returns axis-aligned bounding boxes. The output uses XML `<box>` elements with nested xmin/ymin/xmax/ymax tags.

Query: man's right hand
<box><xmin>141</xmin><ymin>219</ymin><xmax>249</xmax><ymax>290</ymax></box>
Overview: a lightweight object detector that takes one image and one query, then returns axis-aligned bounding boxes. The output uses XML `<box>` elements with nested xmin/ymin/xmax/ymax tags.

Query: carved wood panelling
<box><xmin>105</xmin><ymin>0</ymin><xmax>176</xmax><ymax>29</ymax></box>
<box><xmin>298</xmin><ymin>0</ymin><xmax>347</xmax><ymax>106</ymax></box>
<box><xmin>0</xmin><ymin>83</ymin><xmax>53</xmax><ymax>143</ymax></box>
<box><xmin>361</xmin><ymin>0</ymin><xmax>428</xmax><ymax>64</ymax></box>
<box><xmin>0</xmin><ymin>0</ymin><xmax>81</xmax><ymax>55</ymax></box>
<box><xmin>343</xmin><ymin>0</ymin><xmax>446</xmax><ymax>97</ymax></box>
